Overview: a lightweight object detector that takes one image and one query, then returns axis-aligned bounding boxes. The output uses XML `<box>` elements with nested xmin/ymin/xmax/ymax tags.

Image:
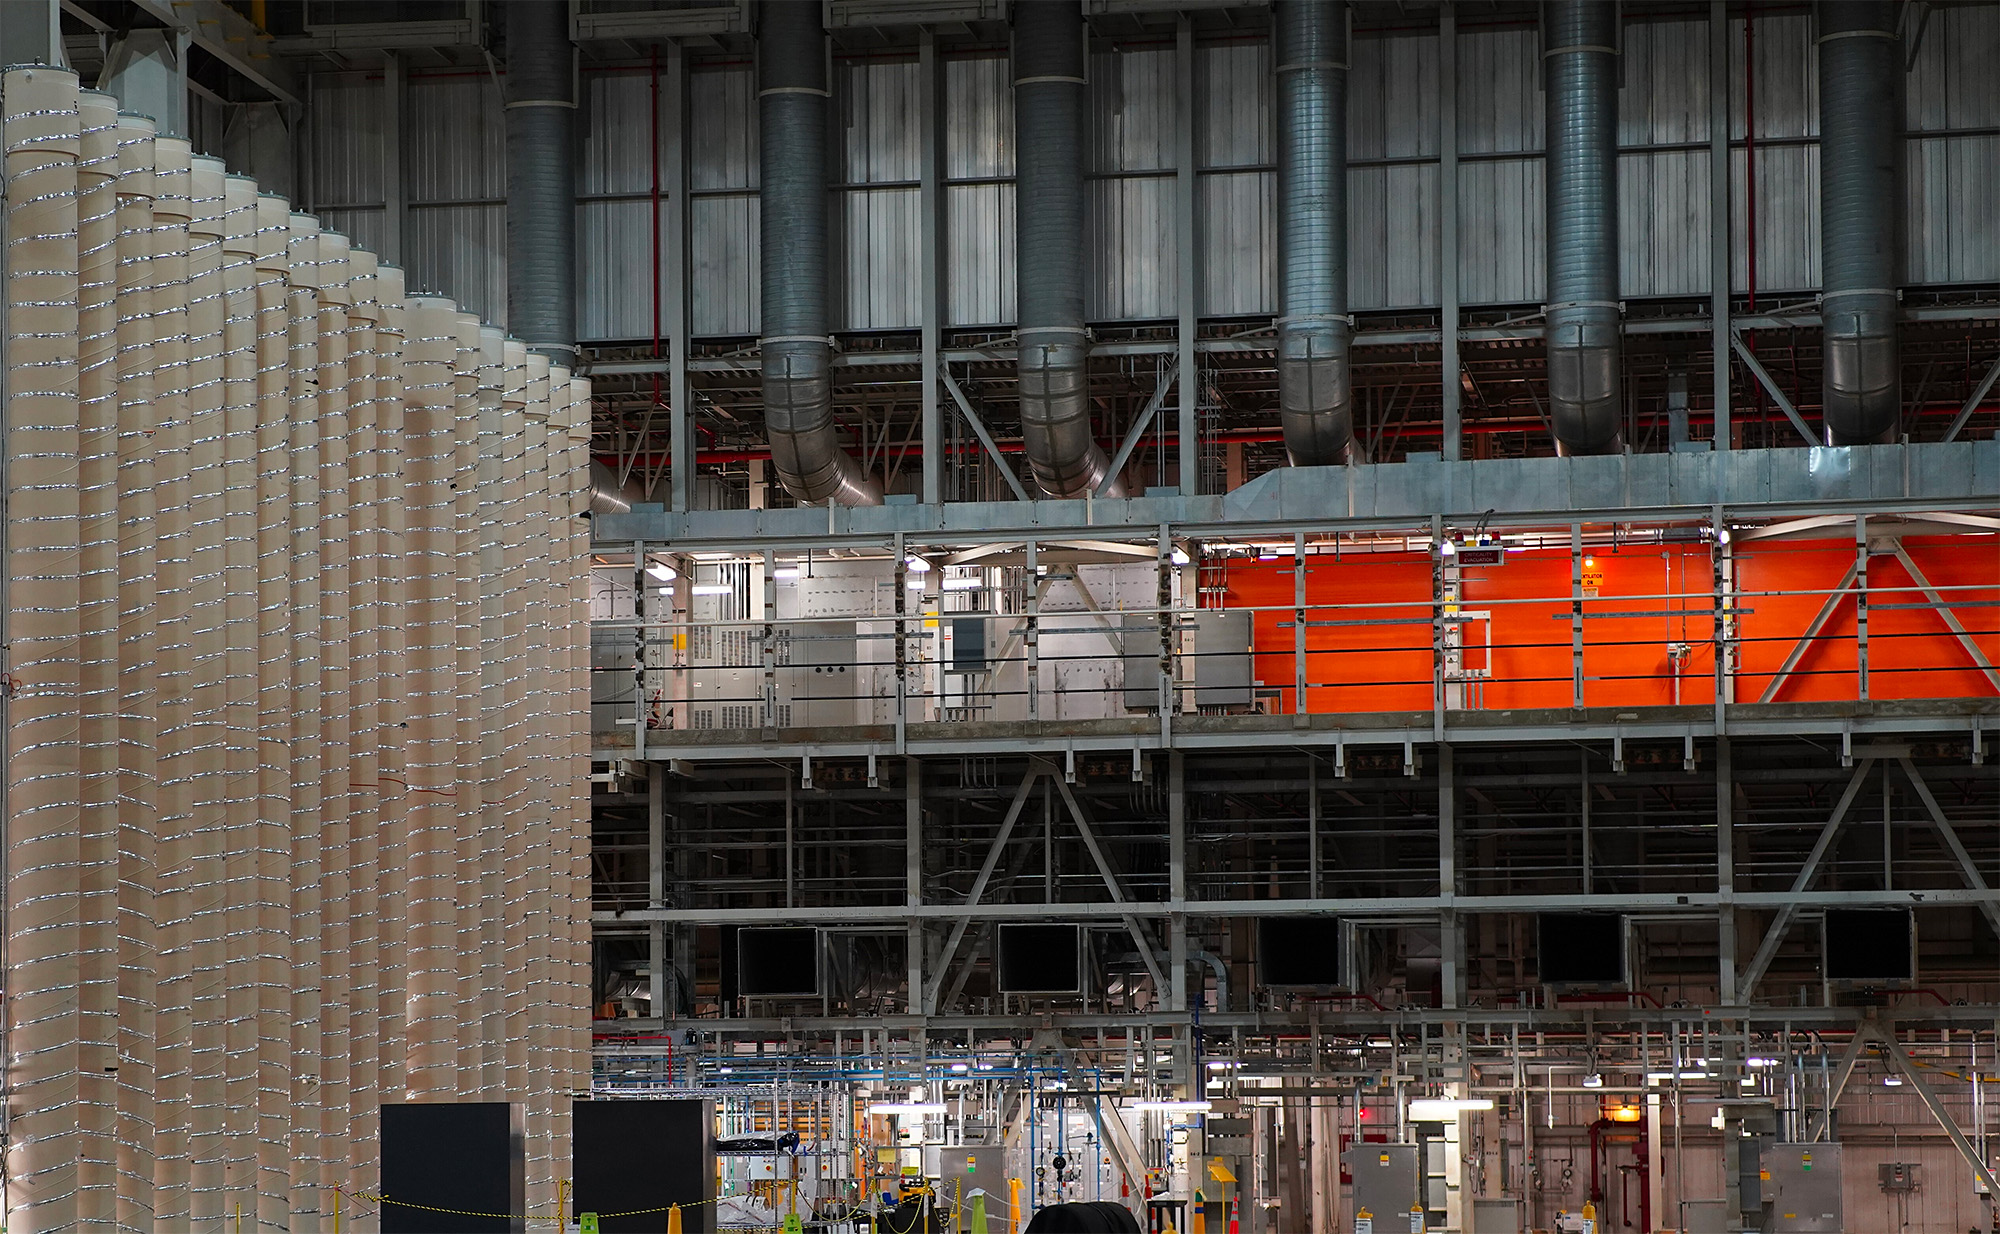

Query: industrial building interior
<box><xmin>3</xmin><ymin>0</ymin><xmax>1998</xmax><ymax>1232</ymax></box>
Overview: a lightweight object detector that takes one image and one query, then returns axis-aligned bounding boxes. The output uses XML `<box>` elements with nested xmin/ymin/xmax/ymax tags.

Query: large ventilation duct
<box><xmin>1543</xmin><ymin>1</ymin><xmax>1623</xmax><ymax>455</ymax></box>
<box><xmin>1275</xmin><ymin>0</ymin><xmax>1353</xmax><ymax>466</ymax></box>
<box><xmin>1014</xmin><ymin>0</ymin><xmax>1117</xmax><ymax>498</ymax></box>
<box><xmin>1818</xmin><ymin>0</ymin><xmax>1900</xmax><ymax>444</ymax></box>
<box><xmin>759</xmin><ymin>1</ymin><xmax>880</xmax><ymax>506</ymax></box>
<box><xmin>504</xmin><ymin>0</ymin><xmax>575</xmax><ymax>358</ymax></box>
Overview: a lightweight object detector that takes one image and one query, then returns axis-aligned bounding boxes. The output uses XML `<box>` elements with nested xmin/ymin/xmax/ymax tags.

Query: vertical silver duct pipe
<box><xmin>758</xmin><ymin>0</ymin><xmax>880</xmax><ymax>506</ymax></box>
<box><xmin>504</xmin><ymin>0</ymin><xmax>575</xmax><ymax>358</ymax></box>
<box><xmin>1817</xmin><ymin>0</ymin><xmax>1900</xmax><ymax>444</ymax></box>
<box><xmin>1543</xmin><ymin>0</ymin><xmax>1624</xmax><ymax>455</ymax></box>
<box><xmin>1014</xmin><ymin>0</ymin><xmax>1116</xmax><ymax>498</ymax></box>
<box><xmin>1274</xmin><ymin>0</ymin><xmax>1354</xmax><ymax>466</ymax></box>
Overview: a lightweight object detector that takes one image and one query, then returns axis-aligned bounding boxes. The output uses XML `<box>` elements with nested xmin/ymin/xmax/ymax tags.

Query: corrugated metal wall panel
<box><xmin>1196</xmin><ymin>40</ymin><xmax>1270</xmax><ymax>168</ymax></box>
<box><xmin>945</xmin><ymin>183</ymin><xmax>1014</xmax><ymax>326</ymax></box>
<box><xmin>1088</xmin><ymin>176</ymin><xmax>1177</xmax><ymax>321</ymax></box>
<box><xmin>1458</xmin><ymin>158</ymin><xmax>1543</xmax><ymax>305</ymax></box>
<box><xmin>582</xmin><ymin>69</ymin><xmax>655</xmax><ymax>197</ymax></box>
<box><xmin>1905</xmin><ymin>135</ymin><xmax>2000</xmax><ymax>285</ymax></box>
<box><xmin>1089</xmin><ymin>45</ymin><xmax>1175</xmax><ymax>172</ymax></box>
<box><xmin>1198</xmin><ymin>170</ymin><xmax>1273</xmax><ymax>317</ymax></box>
<box><xmin>406</xmin><ymin>76</ymin><xmax>504</xmax><ymax>201</ymax></box>
<box><xmin>1731</xmin><ymin>145</ymin><xmax>1819</xmax><ymax>293</ymax></box>
<box><xmin>1351</xmin><ymin>32</ymin><xmax>1438</xmax><ymax>159</ymax></box>
<box><xmin>690</xmin><ymin>65</ymin><xmax>759</xmax><ymax>191</ymax></box>
<box><xmin>1620</xmin><ymin>150</ymin><xmax>1710</xmax><ymax>298</ymax></box>
<box><xmin>945</xmin><ymin>53</ymin><xmax>1012</xmax><ymax>179</ymax></box>
<box><xmin>1732</xmin><ymin>12</ymin><xmax>1816</xmax><ymax>139</ymax></box>
<box><xmin>309</xmin><ymin>74</ymin><xmax>384</xmax><ymax>207</ymax></box>
<box><xmin>831</xmin><ymin>187</ymin><xmax>921</xmax><ymax>330</ymax></box>
<box><xmin>318</xmin><ymin>208</ymin><xmax>388</xmax><ymax>262</ymax></box>
<box><xmin>838</xmin><ymin>57</ymin><xmax>921</xmax><ymax>184</ymax></box>
<box><xmin>1622</xmin><ymin>19</ymin><xmax>1708</xmax><ymax>145</ymax></box>
<box><xmin>1906</xmin><ymin>3</ymin><xmax>2000</xmax><ymax>128</ymax></box>
<box><xmin>691</xmin><ymin>194</ymin><xmax>759</xmax><ymax>336</ymax></box>
<box><xmin>405</xmin><ymin>203</ymin><xmax>506</xmax><ymax>324</ymax></box>
<box><xmin>1350</xmin><ymin>163</ymin><xmax>1439</xmax><ymax>310</ymax></box>
<box><xmin>577</xmin><ymin>198</ymin><xmax>654</xmax><ymax>341</ymax></box>
<box><xmin>1457</xmin><ymin>26</ymin><xmax>1541</xmax><ymax>154</ymax></box>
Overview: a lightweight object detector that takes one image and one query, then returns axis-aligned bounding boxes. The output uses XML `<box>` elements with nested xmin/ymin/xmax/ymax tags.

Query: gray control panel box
<box><xmin>1341</xmin><ymin>1144</ymin><xmax>1421</xmax><ymax>1227</ymax></box>
<box><xmin>1760</xmin><ymin>1143</ymin><xmax>1842</xmax><ymax>1234</ymax></box>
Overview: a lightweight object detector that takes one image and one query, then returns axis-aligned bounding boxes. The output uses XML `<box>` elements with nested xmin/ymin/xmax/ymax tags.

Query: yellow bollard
<box><xmin>667</xmin><ymin>1202</ymin><xmax>684</xmax><ymax>1234</ymax></box>
<box><xmin>1008</xmin><ymin>1178</ymin><xmax>1023</xmax><ymax>1234</ymax></box>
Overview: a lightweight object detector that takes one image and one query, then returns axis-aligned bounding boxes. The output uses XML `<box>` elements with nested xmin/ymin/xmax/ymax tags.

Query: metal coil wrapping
<box><xmin>524</xmin><ymin>354</ymin><xmax>563</xmax><ymax>1218</ymax></box>
<box><xmin>315</xmin><ymin>231</ymin><xmax>356</xmax><ymax>1213</ymax></box>
<box><xmin>183</xmin><ymin>150</ymin><xmax>232</xmax><ymax>1230</ymax></box>
<box><xmin>563</xmin><ymin>375</ymin><xmax>595</xmax><ymax>1128</ymax></box>
<box><xmin>370</xmin><ymin>266</ymin><xmax>411</xmax><ymax>1115</ymax></box>
<box><xmin>283</xmin><ymin>212</ymin><xmax>327</xmax><ymax>1224</ymax></box>
<box><xmin>3</xmin><ymin>64</ymin><xmax>85</xmax><ymax>1234</ymax></box>
<box><xmin>474</xmin><ymin>324</ymin><xmax>512</xmax><ymax>1099</ymax></box>
<box><xmin>341</xmin><ymin>247</ymin><xmax>384</xmax><ymax>1203</ymax></box>
<box><xmin>452</xmin><ymin>311</ymin><xmax>485</xmax><ymax>1094</ymax></box>
<box><xmin>73</xmin><ymin>87</ymin><xmax>123</xmax><ymax>1231</ymax></box>
<box><xmin>249</xmin><ymin>190</ymin><xmax>295</xmax><ymax>1232</ymax></box>
<box><xmin>497</xmin><ymin>338</ymin><xmax>534</xmax><ymax>1116</ymax></box>
<box><xmin>110</xmin><ymin>110</ymin><xmax>160</xmax><ymax>1233</ymax></box>
<box><xmin>510</xmin><ymin>349</ymin><xmax>552</xmax><ymax>1162</ymax></box>
<box><xmin>216</xmin><ymin>171</ymin><xmax>262</xmax><ymax>1224</ymax></box>
<box><xmin>147</xmin><ymin>131</ymin><xmax>197</xmax><ymax>1228</ymax></box>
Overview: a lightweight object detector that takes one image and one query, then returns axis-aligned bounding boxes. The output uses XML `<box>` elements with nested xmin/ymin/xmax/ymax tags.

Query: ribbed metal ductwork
<box><xmin>1014</xmin><ymin>0</ymin><xmax>1117</xmax><ymax>498</ymax></box>
<box><xmin>759</xmin><ymin>0</ymin><xmax>880</xmax><ymax>506</ymax></box>
<box><xmin>1275</xmin><ymin>0</ymin><xmax>1353</xmax><ymax>466</ymax></box>
<box><xmin>1818</xmin><ymin>0</ymin><xmax>1901</xmax><ymax>444</ymax></box>
<box><xmin>1543</xmin><ymin>1</ymin><xmax>1624</xmax><ymax>455</ymax></box>
<box><xmin>504</xmin><ymin>0</ymin><xmax>575</xmax><ymax>358</ymax></box>
<box><xmin>587</xmin><ymin>459</ymin><xmax>647</xmax><ymax>517</ymax></box>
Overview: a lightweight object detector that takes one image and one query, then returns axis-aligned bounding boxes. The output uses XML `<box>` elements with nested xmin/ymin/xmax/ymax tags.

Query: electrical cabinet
<box><xmin>1760</xmin><ymin>1143</ymin><xmax>1842</xmax><ymax>1234</ymax></box>
<box><xmin>1340</xmin><ymin>1144</ymin><xmax>1420</xmax><ymax>1228</ymax></box>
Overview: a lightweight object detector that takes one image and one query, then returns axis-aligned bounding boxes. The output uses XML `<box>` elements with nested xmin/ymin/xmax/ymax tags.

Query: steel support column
<box><xmin>905</xmin><ymin>757</ymin><xmax>923</xmax><ymax>1013</ymax></box>
<box><xmin>665</xmin><ymin>42</ymin><xmax>692</xmax><ymax>513</ymax></box>
<box><xmin>1175</xmin><ymin>16</ymin><xmax>1198</xmax><ymax>491</ymax></box>
<box><xmin>1739</xmin><ymin>758</ymin><xmax>1876</xmax><ymax>996</ymax></box>
<box><xmin>1169</xmin><ymin>753</ymin><xmax>1188</xmax><ymax>1014</ymax></box>
<box><xmin>1439</xmin><ymin>2</ymin><xmax>1462</xmax><ymax>461</ymax></box>
<box><xmin>1717</xmin><ymin>737</ymin><xmax>1737</xmax><ymax>1003</ymax></box>
<box><xmin>919</xmin><ymin>30</ymin><xmax>942</xmax><ymax>507</ymax></box>
<box><xmin>1709</xmin><ymin>0</ymin><xmax>1731</xmax><ymax>449</ymax></box>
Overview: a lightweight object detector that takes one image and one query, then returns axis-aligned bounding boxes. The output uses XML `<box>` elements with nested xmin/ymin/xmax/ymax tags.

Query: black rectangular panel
<box><xmin>1537</xmin><ymin>913</ymin><xmax>1627</xmax><ymax>985</ymax></box>
<box><xmin>1825</xmin><ymin>908</ymin><xmax>1913</xmax><ymax>980</ymax></box>
<box><xmin>996</xmin><ymin>923</ymin><xmax>1081</xmax><ymax>993</ymax></box>
<box><xmin>574</xmin><ymin>1100</ymin><xmax>715</xmax><ymax>1234</ymax></box>
<box><xmin>737</xmin><ymin>926</ymin><xmax>820</xmax><ymax>996</ymax></box>
<box><xmin>1258</xmin><ymin>917</ymin><xmax>1346</xmax><ymax>987</ymax></box>
<box><xmin>381</xmin><ymin>1102</ymin><xmax>523</xmax><ymax>1233</ymax></box>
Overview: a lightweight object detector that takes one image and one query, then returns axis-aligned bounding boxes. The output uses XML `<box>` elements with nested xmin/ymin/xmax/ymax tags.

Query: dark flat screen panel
<box><xmin>381</xmin><ymin>1102</ymin><xmax>523</xmax><ymax>1233</ymax></box>
<box><xmin>1825</xmin><ymin>909</ymin><xmax>1913</xmax><ymax>980</ymax></box>
<box><xmin>574</xmin><ymin>1100</ymin><xmax>715</xmax><ymax>1234</ymax></box>
<box><xmin>1258</xmin><ymin>917</ymin><xmax>1345</xmax><ymax>987</ymax></box>
<box><xmin>1538</xmin><ymin>914</ymin><xmax>1627</xmax><ymax>985</ymax></box>
<box><xmin>997</xmin><ymin>924</ymin><xmax>1081</xmax><ymax>993</ymax></box>
<box><xmin>738</xmin><ymin>927</ymin><xmax>820</xmax><ymax>996</ymax></box>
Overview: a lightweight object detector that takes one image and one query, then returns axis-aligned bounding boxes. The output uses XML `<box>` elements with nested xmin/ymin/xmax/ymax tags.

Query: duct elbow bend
<box><xmin>764</xmin><ymin>342</ymin><xmax>883</xmax><ymax>507</ymax></box>
<box><xmin>1019</xmin><ymin>331</ymin><xmax>1120</xmax><ymax>498</ymax></box>
<box><xmin>1277</xmin><ymin>317</ymin><xmax>1354</xmax><ymax>466</ymax></box>
<box><xmin>1547</xmin><ymin>310</ymin><xmax>1624</xmax><ymax>456</ymax></box>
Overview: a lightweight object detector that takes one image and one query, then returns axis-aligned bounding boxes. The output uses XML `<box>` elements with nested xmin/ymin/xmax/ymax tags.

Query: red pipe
<box><xmin>1589</xmin><ymin>1118</ymin><xmax>1609</xmax><ymax>1204</ymax></box>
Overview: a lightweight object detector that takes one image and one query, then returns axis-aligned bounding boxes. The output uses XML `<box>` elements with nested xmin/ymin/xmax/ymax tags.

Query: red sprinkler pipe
<box><xmin>1589</xmin><ymin>1118</ymin><xmax>1610</xmax><ymax>1205</ymax></box>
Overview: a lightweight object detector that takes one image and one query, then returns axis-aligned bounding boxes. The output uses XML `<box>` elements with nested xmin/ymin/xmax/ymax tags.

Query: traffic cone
<box><xmin>667</xmin><ymin>1204</ymin><xmax>683</xmax><ymax>1234</ymax></box>
<box><xmin>1191</xmin><ymin>1189</ymin><xmax>1205</xmax><ymax>1234</ymax></box>
<box><xmin>1227</xmin><ymin>1196</ymin><xmax>1239</xmax><ymax>1234</ymax></box>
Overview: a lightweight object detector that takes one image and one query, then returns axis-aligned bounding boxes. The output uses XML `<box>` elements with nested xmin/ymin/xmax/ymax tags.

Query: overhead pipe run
<box><xmin>1543</xmin><ymin>1</ymin><xmax>1624</xmax><ymax>455</ymax></box>
<box><xmin>759</xmin><ymin>0</ymin><xmax>881</xmax><ymax>506</ymax></box>
<box><xmin>1817</xmin><ymin>0</ymin><xmax>1901</xmax><ymax>444</ymax></box>
<box><xmin>1014</xmin><ymin>0</ymin><xmax>1119</xmax><ymax>498</ymax></box>
<box><xmin>1274</xmin><ymin>0</ymin><xmax>1354</xmax><ymax>466</ymax></box>
<box><xmin>503</xmin><ymin>0</ymin><xmax>576</xmax><ymax>359</ymax></box>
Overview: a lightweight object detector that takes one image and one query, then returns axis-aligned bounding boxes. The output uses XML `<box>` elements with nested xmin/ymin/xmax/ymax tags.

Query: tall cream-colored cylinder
<box><xmin>371</xmin><ymin>266</ymin><xmax>410</xmax><ymax>1116</ymax></box>
<box><xmin>284</xmin><ymin>213</ymin><xmax>326</xmax><ymax>1231</ymax></box>
<box><xmin>249</xmin><ymin>191</ymin><xmax>294</xmax><ymax>1233</ymax></box>
<box><xmin>315</xmin><ymin>233</ymin><xmax>355</xmax><ymax>1228</ymax></box>
<box><xmin>452</xmin><ymin>311</ymin><xmax>484</xmax><ymax>1095</ymax></box>
<box><xmin>184</xmin><ymin>152</ymin><xmax>231</xmax><ymax>1230</ymax></box>
<box><xmin>74</xmin><ymin>87</ymin><xmax>122</xmax><ymax>1233</ymax></box>
<box><xmin>148</xmin><ymin>132</ymin><xmax>197</xmax><ymax>1232</ymax></box>
<box><xmin>112</xmin><ymin>111</ymin><xmax>161</xmax><ymax>1234</ymax></box>
<box><xmin>401</xmin><ymin>295</ymin><xmax>462</xmax><ymax>1099</ymax></box>
<box><xmin>4</xmin><ymin>65</ymin><xmax>85</xmax><ymax>1234</ymax></box>
<box><xmin>474</xmin><ymin>325</ymin><xmax>510</xmax><ymax>1099</ymax></box>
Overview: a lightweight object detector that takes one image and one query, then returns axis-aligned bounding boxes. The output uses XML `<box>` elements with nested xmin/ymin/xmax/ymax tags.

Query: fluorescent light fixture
<box><xmin>1745</xmin><ymin>1057</ymin><xmax>1781</xmax><ymax>1069</ymax></box>
<box><xmin>1645</xmin><ymin>1070</ymin><xmax>1711</xmax><ymax>1082</ymax></box>
<box><xmin>1206</xmin><ymin>1060</ymin><xmax>1241</xmax><ymax>1071</ymax></box>
<box><xmin>1170</xmin><ymin>547</ymin><xmax>1191</xmax><ymax>566</ymax></box>
<box><xmin>949</xmin><ymin>1063</ymin><xmax>969</xmax><ymax>1073</ymax></box>
<box><xmin>646</xmin><ymin>562</ymin><xmax>676</xmax><ymax>581</ymax></box>
<box><xmin>1438</xmin><ymin>540</ymin><xmax>1457</xmax><ymax>556</ymax></box>
<box><xmin>906</xmin><ymin>578</ymin><xmax>925</xmax><ymax>590</ymax></box>
<box><xmin>1739</xmin><ymin>1076</ymin><xmax>1759</xmax><ymax>1087</ymax></box>
<box><xmin>904</xmin><ymin>555</ymin><xmax>932</xmax><ymax>573</ymax></box>
<box><xmin>1407</xmin><ymin>1098</ymin><xmax>1494</xmax><ymax>1120</ymax></box>
<box><xmin>1133</xmin><ymin>1101</ymin><xmax>1212</xmax><ymax>1113</ymax></box>
<box><xmin>1582</xmin><ymin>1073</ymin><xmax>1604</xmax><ymax>1089</ymax></box>
<box><xmin>690</xmin><ymin>583</ymin><xmax>732</xmax><ymax>596</ymax></box>
<box><xmin>1716</xmin><ymin>526</ymin><xmax>1732</xmax><ymax>545</ymax></box>
<box><xmin>657</xmin><ymin>587</ymin><xmax>672</xmax><ymax>596</ymax></box>
<box><xmin>941</xmin><ymin>576</ymin><xmax>982</xmax><ymax>591</ymax></box>
<box><xmin>868</xmin><ymin>1102</ymin><xmax>947</xmax><ymax>1115</ymax></box>
<box><xmin>773</xmin><ymin>566</ymin><xmax>800</xmax><ymax>581</ymax></box>
<box><xmin>1882</xmin><ymin>1075</ymin><xmax>1904</xmax><ymax>1087</ymax></box>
